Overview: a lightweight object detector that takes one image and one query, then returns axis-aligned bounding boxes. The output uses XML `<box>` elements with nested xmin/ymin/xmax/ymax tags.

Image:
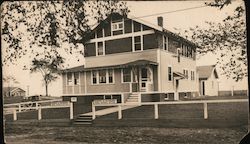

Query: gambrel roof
<box><xmin>197</xmin><ymin>65</ymin><xmax>219</xmax><ymax>79</ymax></box>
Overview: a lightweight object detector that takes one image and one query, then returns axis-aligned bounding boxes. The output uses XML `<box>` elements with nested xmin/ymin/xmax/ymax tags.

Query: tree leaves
<box><xmin>1</xmin><ymin>1</ymin><xmax>129</xmax><ymax>65</ymax></box>
<box><xmin>185</xmin><ymin>3</ymin><xmax>246</xmax><ymax>82</ymax></box>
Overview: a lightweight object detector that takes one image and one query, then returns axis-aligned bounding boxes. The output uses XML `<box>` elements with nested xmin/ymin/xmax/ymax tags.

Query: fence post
<box><xmin>36</xmin><ymin>102</ymin><xmax>38</xmax><ymax>110</ymax></box>
<box><xmin>121</xmin><ymin>93</ymin><xmax>124</xmax><ymax>104</ymax></box>
<box><xmin>118</xmin><ymin>105</ymin><xmax>122</xmax><ymax>119</ymax></box>
<box><xmin>38</xmin><ymin>107</ymin><xmax>42</xmax><ymax>120</ymax></box>
<box><xmin>18</xmin><ymin>104</ymin><xmax>21</xmax><ymax>112</ymax></box>
<box><xmin>203</xmin><ymin>102</ymin><xmax>208</xmax><ymax>119</ymax></box>
<box><xmin>139</xmin><ymin>93</ymin><xmax>142</xmax><ymax>103</ymax></box>
<box><xmin>70</xmin><ymin>102</ymin><xmax>73</xmax><ymax>120</ymax></box>
<box><xmin>154</xmin><ymin>104</ymin><xmax>159</xmax><ymax>119</ymax></box>
<box><xmin>92</xmin><ymin>103</ymin><xmax>96</xmax><ymax>120</ymax></box>
<box><xmin>13</xmin><ymin>109</ymin><xmax>17</xmax><ymax>121</ymax></box>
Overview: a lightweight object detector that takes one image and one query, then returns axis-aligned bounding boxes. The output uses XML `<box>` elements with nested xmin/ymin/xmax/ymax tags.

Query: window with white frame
<box><xmin>177</xmin><ymin>48</ymin><xmax>181</xmax><ymax>63</ymax></box>
<box><xmin>163</xmin><ymin>36</ymin><xmax>168</xmax><ymax>50</ymax></box>
<box><xmin>74</xmin><ymin>72</ymin><xmax>80</xmax><ymax>85</ymax></box>
<box><xmin>67</xmin><ymin>72</ymin><xmax>73</xmax><ymax>85</ymax></box>
<box><xmin>99</xmin><ymin>70</ymin><xmax>106</xmax><ymax>84</ymax></box>
<box><xmin>97</xmin><ymin>41</ymin><xmax>104</xmax><ymax>56</ymax></box>
<box><xmin>168</xmin><ymin>66</ymin><xmax>172</xmax><ymax>81</ymax></box>
<box><xmin>92</xmin><ymin>69</ymin><xmax>114</xmax><ymax>85</ymax></box>
<box><xmin>122</xmin><ymin>68</ymin><xmax>131</xmax><ymax>82</ymax></box>
<box><xmin>111</xmin><ymin>20</ymin><xmax>123</xmax><ymax>32</ymax></box>
<box><xmin>190</xmin><ymin>71</ymin><xmax>195</xmax><ymax>80</ymax></box>
<box><xmin>134</xmin><ymin>36</ymin><xmax>142</xmax><ymax>51</ymax></box>
<box><xmin>108</xmin><ymin>69</ymin><xmax>114</xmax><ymax>83</ymax></box>
<box><xmin>92</xmin><ymin>71</ymin><xmax>98</xmax><ymax>84</ymax></box>
<box><xmin>183</xmin><ymin>69</ymin><xmax>188</xmax><ymax>80</ymax></box>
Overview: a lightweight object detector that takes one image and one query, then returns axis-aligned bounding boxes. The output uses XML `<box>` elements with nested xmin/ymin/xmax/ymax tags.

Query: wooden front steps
<box><xmin>73</xmin><ymin>115</ymin><xmax>93</xmax><ymax>126</ymax></box>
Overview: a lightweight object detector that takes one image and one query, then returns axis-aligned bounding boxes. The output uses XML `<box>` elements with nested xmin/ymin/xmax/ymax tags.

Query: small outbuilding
<box><xmin>3</xmin><ymin>87</ymin><xmax>26</xmax><ymax>97</ymax></box>
<box><xmin>197</xmin><ymin>65</ymin><xmax>219</xmax><ymax>96</ymax></box>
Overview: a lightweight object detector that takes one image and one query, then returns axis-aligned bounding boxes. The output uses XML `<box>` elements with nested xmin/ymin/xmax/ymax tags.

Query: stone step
<box><xmin>74</xmin><ymin>122</ymin><xmax>92</xmax><ymax>125</ymax></box>
<box><xmin>126</xmin><ymin>99</ymin><xmax>138</xmax><ymax>102</ymax></box>
<box><xmin>75</xmin><ymin>119</ymin><xmax>92</xmax><ymax>122</ymax></box>
<box><xmin>128</xmin><ymin>97</ymin><xmax>139</xmax><ymax>99</ymax></box>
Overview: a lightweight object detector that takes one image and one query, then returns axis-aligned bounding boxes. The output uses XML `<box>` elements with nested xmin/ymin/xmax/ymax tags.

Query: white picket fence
<box><xmin>4</xmin><ymin>99</ymin><xmax>74</xmax><ymax>121</ymax></box>
<box><xmin>92</xmin><ymin>99</ymin><xmax>248</xmax><ymax>120</ymax></box>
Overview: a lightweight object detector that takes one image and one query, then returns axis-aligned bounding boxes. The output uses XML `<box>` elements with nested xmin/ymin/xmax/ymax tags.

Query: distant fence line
<box><xmin>4</xmin><ymin>99</ymin><xmax>74</xmax><ymax>121</ymax></box>
<box><xmin>218</xmin><ymin>90</ymin><xmax>248</xmax><ymax>97</ymax></box>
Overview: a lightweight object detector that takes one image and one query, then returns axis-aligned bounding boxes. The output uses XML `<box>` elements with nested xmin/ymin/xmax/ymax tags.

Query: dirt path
<box><xmin>5</xmin><ymin>125</ymin><xmax>247</xmax><ymax>144</ymax></box>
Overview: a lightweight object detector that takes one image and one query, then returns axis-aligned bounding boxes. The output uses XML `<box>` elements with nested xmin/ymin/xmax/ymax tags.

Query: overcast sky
<box><xmin>2</xmin><ymin>1</ymin><xmax>247</xmax><ymax>96</ymax></box>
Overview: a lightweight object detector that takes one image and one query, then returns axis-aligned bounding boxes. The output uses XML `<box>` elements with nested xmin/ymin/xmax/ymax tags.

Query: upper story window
<box><xmin>74</xmin><ymin>72</ymin><xmax>80</xmax><ymax>85</ymax></box>
<box><xmin>191</xmin><ymin>71</ymin><xmax>195</xmax><ymax>81</ymax></box>
<box><xmin>168</xmin><ymin>66</ymin><xmax>172</xmax><ymax>81</ymax></box>
<box><xmin>97</xmin><ymin>41</ymin><xmax>104</xmax><ymax>56</ymax></box>
<box><xmin>122</xmin><ymin>68</ymin><xmax>131</xmax><ymax>83</ymax></box>
<box><xmin>177</xmin><ymin>48</ymin><xmax>181</xmax><ymax>63</ymax></box>
<box><xmin>183</xmin><ymin>69</ymin><xmax>188</xmax><ymax>80</ymax></box>
<box><xmin>134</xmin><ymin>36</ymin><xmax>142</xmax><ymax>51</ymax></box>
<box><xmin>67</xmin><ymin>72</ymin><xmax>73</xmax><ymax>85</ymax></box>
<box><xmin>163</xmin><ymin>36</ymin><xmax>168</xmax><ymax>51</ymax></box>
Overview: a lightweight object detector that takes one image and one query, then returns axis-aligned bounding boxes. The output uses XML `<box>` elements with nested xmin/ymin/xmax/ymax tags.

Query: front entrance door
<box><xmin>140</xmin><ymin>67</ymin><xmax>153</xmax><ymax>92</ymax></box>
<box><xmin>140</xmin><ymin>68</ymin><xmax>148</xmax><ymax>92</ymax></box>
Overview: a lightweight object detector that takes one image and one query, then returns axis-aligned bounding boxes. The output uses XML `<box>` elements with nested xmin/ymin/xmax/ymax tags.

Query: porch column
<box><xmin>174</xmin><ymin>92</ymin><xmax>179</xmax><ymax>101</ymax></box>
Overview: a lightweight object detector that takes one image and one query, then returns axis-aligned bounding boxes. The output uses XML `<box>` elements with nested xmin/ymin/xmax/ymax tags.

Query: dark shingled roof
<box><xmin>197</xmin><ymin>65</ymin><xmax>218</xmax><ymax>79</ymax></box>
<box><xmin>62</xmin><ymin>65</ymin><xmax>85</xmax><ymax>73</ymax></box>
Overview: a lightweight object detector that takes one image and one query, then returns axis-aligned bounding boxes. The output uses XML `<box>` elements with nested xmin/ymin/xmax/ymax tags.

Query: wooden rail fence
<box><xmin>92</xmin><ymin>99</ymin><xmax>248</xmax><ymax>120</ymax></box>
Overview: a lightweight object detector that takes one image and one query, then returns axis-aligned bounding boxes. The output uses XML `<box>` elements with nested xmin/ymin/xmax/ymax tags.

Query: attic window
<box><xmin>111</xmin><ymin>20</ymin><xmax>123</xmax><ymax>32</ymax></box>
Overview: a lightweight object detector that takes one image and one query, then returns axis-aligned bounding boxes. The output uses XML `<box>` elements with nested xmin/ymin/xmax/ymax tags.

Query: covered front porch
<box><xmin>124</xmin><ymin>60</ymin><xmax>158</xmax><ymax>93</ymax></box>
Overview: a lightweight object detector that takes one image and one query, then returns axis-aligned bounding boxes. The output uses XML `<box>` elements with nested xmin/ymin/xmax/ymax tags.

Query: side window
<box><xmin>67</xmin><ymin>72</ymin><xmax>73</xmax><ymax>85</ymax></box>
<box><xmin>177</xmin><ymin>48</ymin><xmax>181</xmax><ymax>63</ymax></box>
<box><xmin>168</xmin><ymin>66</ymin><xmax>172</xmax><ymax>81</ymax></box>
<box><xmin>163</xmin><ymin>36</ymin><xmax>168</xmax><ymax>51</ymax></box>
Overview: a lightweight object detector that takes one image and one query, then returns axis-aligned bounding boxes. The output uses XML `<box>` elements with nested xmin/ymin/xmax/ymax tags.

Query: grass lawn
<box><xmin>5</xmin><ymin>125</ymin><xmax>247</xmax><ymax>144</ymax></box>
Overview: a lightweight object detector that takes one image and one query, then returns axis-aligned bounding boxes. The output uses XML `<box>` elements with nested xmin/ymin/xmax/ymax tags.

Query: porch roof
<box><xmin>173</xmin><ymin>72</ymin><xmax>186</xmax><ymax>80</ymax></box>
<box><xmin>62</xmin><ymin>60</ymin><xmax>158</xmax><ymax>72</ymax></box>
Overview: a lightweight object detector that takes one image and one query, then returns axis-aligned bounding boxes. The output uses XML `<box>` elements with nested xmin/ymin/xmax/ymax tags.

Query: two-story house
<box><xmin>62</xmin><ymin>13</ymin><xmax>199</xmax><ymax>104</ymax></box>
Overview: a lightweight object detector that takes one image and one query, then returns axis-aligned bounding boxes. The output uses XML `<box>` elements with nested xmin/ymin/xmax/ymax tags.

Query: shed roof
<box><xmin>197</xmin><ymin>65</ymin><xmax>218</xmax><ymax>79</ymax></box>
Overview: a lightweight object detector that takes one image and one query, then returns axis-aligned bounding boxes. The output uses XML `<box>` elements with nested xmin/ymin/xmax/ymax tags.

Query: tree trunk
<box><xmin>45</xmin><ymin>81</ymin><xmax>48</xmax><ymax>97</ymax></box>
